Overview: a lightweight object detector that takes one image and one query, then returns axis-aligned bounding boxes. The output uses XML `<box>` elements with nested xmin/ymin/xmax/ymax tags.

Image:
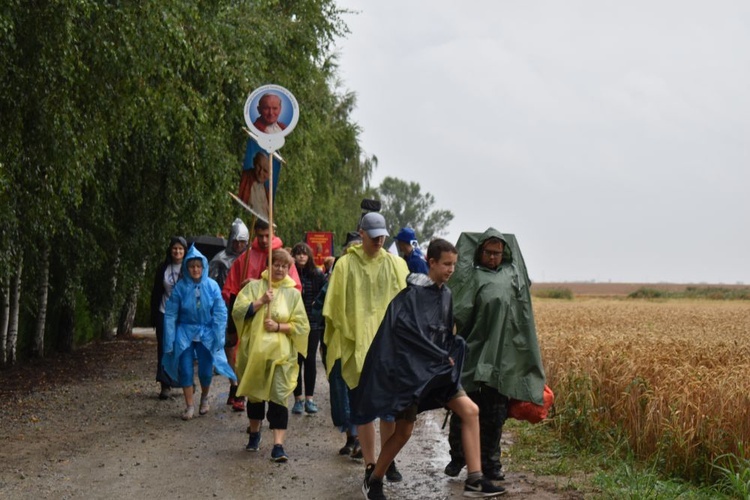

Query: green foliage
<box><xmin>628</xmin><ymin>287</ymin><xmax>750</xmax><ymax>300</ymax></box>
<box><xmin>533</xmin><ymin>288</ymin><xmax>574</xmax><ymax>300</ymax></box>
<box><xmin>712</xmin><ymin>445</ymin><xmax>750</xmax><ymax>499</ymax></box>
<box><xmin>372</xmin><ymin>176</ymin><xmax>454</xmax><ymax>242</ymax></box>
<box><xmin>0</xmin><ymin>0</ymin><xmax>372</xmax><ymax>357</ymax></box>
<box><xmin>628</xmin><ymin>288</ymin><xmax>669</xmax><ymax>299</ymax></box>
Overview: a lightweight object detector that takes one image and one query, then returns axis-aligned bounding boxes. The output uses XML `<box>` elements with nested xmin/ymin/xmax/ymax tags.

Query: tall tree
<box><xmin>374</xmin><ymin>177</ymin><xmax>454</xmax><ymax>243</ymax></box>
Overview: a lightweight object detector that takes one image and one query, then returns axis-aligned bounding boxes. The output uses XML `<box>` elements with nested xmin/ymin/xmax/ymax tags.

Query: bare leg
<box><xmin>371</xmin><ymin>420</ymin><xmax>413</xmax><ymax>480</ymax></box>
<box><xmin>183</xmin><ymin>385</ymin><xmax>194</xmax><ymax>407</ymax></box>
<box><xmin>248</xmin><ymin>419</ymin><xmax>262</xmax><ymax>433</ymax></box>
<box><xmin>446</xmin><ymin>396</ymin><xmax>482</xmax><ymax>473</ymax></box>
<box><xmin>272</xmin><ymin>428</ymin><xmax>286</xmax><ymax>446</ymax></box>
<box><xmin>357</xmin><ymin>421</ymin><xmax>377</xmax><ymax>465</ymax></box>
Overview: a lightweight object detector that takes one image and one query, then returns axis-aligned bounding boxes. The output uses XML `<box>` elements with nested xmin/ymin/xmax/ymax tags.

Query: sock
<box><xmin>467</xmin><ymin>471</ymin><xmax>483</xmax><ymax>483</ymax></box>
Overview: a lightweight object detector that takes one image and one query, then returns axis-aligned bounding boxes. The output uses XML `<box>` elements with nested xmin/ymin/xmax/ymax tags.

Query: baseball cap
<box><xmin>394</xmin><ymin>227</ymin><xmax>416</xmax><ymax>243</ymax></box>
<box><xmin>360</xmin><ymin>212</ymin><xmax>389</xmax><ymax>238</ymax></box>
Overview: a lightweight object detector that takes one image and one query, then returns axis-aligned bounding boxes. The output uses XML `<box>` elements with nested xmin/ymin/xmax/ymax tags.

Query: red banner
<box><xmin>306</xmin><ymin>231</ymin><xmax>334</xmax><ymax>270</ymax></box>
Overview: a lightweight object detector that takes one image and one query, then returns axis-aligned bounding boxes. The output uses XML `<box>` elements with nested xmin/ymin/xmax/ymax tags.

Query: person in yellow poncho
<box><xmin>323</xmin><ymin>212</ymin><xmax>409</xmax><ymax>484</ymax></box>
<box><xmin>232</xmin><ymin>249</ymin><xmax>310</xmax><ymax>463</ymax></box>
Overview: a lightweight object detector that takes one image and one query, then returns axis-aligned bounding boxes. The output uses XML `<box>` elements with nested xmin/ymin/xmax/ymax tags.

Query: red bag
<box><xmin>508</xmin><ymin>385</ymin><xmax>555</xmax><ymax>424</ymax></box>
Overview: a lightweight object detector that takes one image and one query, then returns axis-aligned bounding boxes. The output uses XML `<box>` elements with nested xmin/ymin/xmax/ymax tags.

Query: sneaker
<box><xmin>364</xmin><ymin>463</ymin><xmax>375</xmax><ymax>484</ymax></box>
<box><xmin>445</xmin><ymin>459</ymin><xmax>465</xmax><ymax>477</ymax></box>
<box><xmin>291</xmin><ymin>400</ymin><xmax>304</xmax><ymax>414</ymax></box>
<box><xmin>362</xmin><ymin>477</ymin><xmax>386</xmax><ymax>500</ymax></box>
<box><xmin>482</xmin><ymin>467</ymin><xmax>505</xmax><ymax>481</ymax></box>
<box><xmin>339</xmin><ymin>435</ymin><xmax>356</xmax><ymax>455</ymax></box>
<box><xmin>350</xmin><ymin>439</ymin><xmax>363</xmax><ymax>460</ymax></box>
<box><xmin>159</xmin><ymin>384</ymin><xmax>171</xmax><ymax>400</ymax></box>
<box><xmin>304</xmin><ymin>399</ymin><xmax>319</xmax><ymax>414</ymax></box>
<box><xmin>246</xmin><ymin>432</ymin><xmax>261</xmax><ymax>452</ymax></box>
<box><xmin>385</xmin><ymin>461</ymin><xmax>402</xmax><ymax>482</ymax></box>
<box><xmin>181</xmin><ymin>405</ymin><xmax>194</xmax><ymax>421</ymax></box>
<box><xmin>199</xmin><ymin>399</ymin><xmax>210</xmax><ymax>415</ymax></box>
<box><xmin>463</xmin><ymin>477</ymin><xmax>506</xmax><ymax>497</ymax></box>
<box><xmin>271</xmin><ymin>444</ymin><xmax>288</xmax><ymax>462</ymax></box>
<box><xmin>232</xmin><ymin>397</ymin><xmax>246</xmax><ymax>412</ymax></box>
<box><xmin>226</xmin><ymin>385</ymin><xmax>237</xmax><ymax>405</ymax></box>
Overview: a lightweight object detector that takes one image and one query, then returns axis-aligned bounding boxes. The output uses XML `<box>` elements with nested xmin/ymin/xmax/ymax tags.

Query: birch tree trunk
<box><xmin>1</xmin><ymin>277</ymin><xmax>9</xmax><ymax>366</ymax></box>
<box><xmin>116</xmin><ymin>260</ymin><xmax>146</xmax><ymax>338</ymax></box>
<box><xmin>6</xmin><ymin>261</ymin><xmax>23</xmax><ymax>366</ymax></box>
<box><xmin>31</xmin><ymin>247</ymin><xmax>49</xmax><ymax>358</ymax></box>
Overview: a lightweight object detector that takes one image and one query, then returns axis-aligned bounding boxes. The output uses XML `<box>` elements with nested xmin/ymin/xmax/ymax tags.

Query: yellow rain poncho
<box><xmin>232</xmin><ymin>270</ymin><xmax>310</xmax><ymax>406</ymax></box>
<box><xmin>323</xmin><ymin>244</ymin><xmax>408</xmax><ymax>389</ymax></box>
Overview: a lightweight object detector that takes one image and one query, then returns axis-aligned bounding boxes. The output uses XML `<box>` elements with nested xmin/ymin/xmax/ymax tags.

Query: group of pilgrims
<box><xmin>150</xmin><ymin>212</ymin><xmax>548</xmax><ymax>499</ymax></box>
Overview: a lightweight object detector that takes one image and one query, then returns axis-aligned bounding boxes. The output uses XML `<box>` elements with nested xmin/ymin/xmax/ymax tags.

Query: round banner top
<box><xmin>244</xmin><ymin>84</ymin><xmax>299</xmax><ymax>152</ymax></box>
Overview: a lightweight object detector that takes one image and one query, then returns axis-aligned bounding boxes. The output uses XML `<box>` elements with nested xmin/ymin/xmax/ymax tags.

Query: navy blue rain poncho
<box><xmin>351</xmin><ymin>274</ymin><xmax>465</xmax><ymax>424</ymax></box>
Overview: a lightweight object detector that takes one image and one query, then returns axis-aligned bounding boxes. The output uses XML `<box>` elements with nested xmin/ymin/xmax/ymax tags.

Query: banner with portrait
<box><xmin>237</xmin><ymin>136</ymin><xmax>284</xmax><ymax>222</ymax></box>
<box><xmin>305</xmin><ymin>231</ymin><xmax>334</xmax><ymax>271</ymax></box>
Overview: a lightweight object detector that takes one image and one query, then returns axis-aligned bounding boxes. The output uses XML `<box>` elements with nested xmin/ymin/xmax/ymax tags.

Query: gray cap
<box><xmin>360</xmin><ymin>212</ymin><xmax>389</xmax><ymax>238</ymax></box>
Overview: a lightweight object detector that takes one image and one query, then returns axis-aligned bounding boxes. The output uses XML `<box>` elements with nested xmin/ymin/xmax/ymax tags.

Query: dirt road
<box><xmin>0</xmin><ymin>332</ymin><xmax>574</xmax><ymax>499</ymax></box>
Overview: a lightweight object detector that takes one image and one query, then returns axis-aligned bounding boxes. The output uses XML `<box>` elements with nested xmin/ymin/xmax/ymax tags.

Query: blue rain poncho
<box><xmin>162</xmin><ymin>245</ymin><xmax>237</xmax><ymax>384</ymax></box>
<box><xmin>232</xmin><ymin>270</ymin><xmax>310</xmax><ymax>405</ymax></box>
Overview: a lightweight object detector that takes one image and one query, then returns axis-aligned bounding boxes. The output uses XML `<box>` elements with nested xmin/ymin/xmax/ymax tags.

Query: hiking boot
<box><xmin>304</xmin><ymin>399</ymin><xmax>319</xmax><ymax>414</ymax></box>
<box><xmin>362</xmin><ymin>477</ymin><xmax>386</xmax><ymax>500</ymax></box>
<box><xmin>232</xmin><ymin>397</ymin><xmax>246</xmax><ymax>412</ymax></box>
<box><xmin>463</xmin><ymin>477</ymin><xmax>506</xmax><ymax>497</ymax></box>
<box><xmin>339</xmin><ymin>435</ymin><xmax>356</xmax><ymax>455</ymax></box>
<box><xmin>445</xmin><ymin>459</ymin><xmax>465</xmax><ymax>477</ymax></box>
<box><xmin>181</xmin><ymin>405</ymin><xmax>194</xmax><ymax>421</ymax></box>
<box><xmin>159</xmin><ymin>384</ymin><xmax>171</xmax><ymax>400</ymax></box>
<box><xmin>350</xmin><ymin>439</ymin><xmax>363</xmax><ymax>460</ymax></box>
<box><xmin>291</xmin><ymin>400</ymin><xmax>304</xmax><ymax>414</ymax></box>
<box><xmin>482</xmin><ymin>467</ymin><xmax>505</xmax><ymax>481</ymax></box>
<box><xmin>271</xmin><ymin>444</ymin><xmax>288</xmax><ymax>462</ymax></box>
<box><xmin>246</xmin><ymin>431</ymin><xmax>261</xmax><ymax>452</ymax></box>
<box><xmin>385</xmin><ymin>461</ymin><xmax>402</xmax><ymax>482</ymax></box>
<box><xmin>199</xmin><ymin>399</ymin><xmax>210</xmax><ymax>415</ymax></box>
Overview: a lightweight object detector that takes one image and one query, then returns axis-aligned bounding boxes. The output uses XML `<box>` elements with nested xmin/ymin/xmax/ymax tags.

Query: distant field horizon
<box><xmin>531</xmin><ymin>282</ymin><xmax>749</xmax><ymax>296</ymax></box>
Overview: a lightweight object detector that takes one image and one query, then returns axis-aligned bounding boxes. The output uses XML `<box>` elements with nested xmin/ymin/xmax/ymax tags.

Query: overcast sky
<box><xmin>332</xmin><ymin>1</ymin><xmax>749</xmax><ymax>284</ymax></box>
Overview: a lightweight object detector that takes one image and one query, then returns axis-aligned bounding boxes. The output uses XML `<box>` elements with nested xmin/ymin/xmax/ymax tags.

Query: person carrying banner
<box><xmin>445</xmin><ymin>228</ymin><xmax>546</xmax><ymax>483</ymax></box>
<box><xmin>222</xmin><ymin>219</ymin><xmax>301</xmax><ymax>414</ymax></box>
<box><xmin>232</xmin><ymin>249</ymin><xmax>310</xmax><ymax>461</ymax></box>
<box><xmin>323</xmin><ymin>212</ymin><xmax>409</xmax><ymax>487</ymax></box>
<box><xmin>354</xmin><ymin>238</ymin><xmax>506</xmax><ymax>499</ymax></box>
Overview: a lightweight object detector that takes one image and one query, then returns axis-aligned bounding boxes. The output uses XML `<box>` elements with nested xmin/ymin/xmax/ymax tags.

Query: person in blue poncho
<box><xmin>394</xmin><ymin>227</ymin><xmax>429</xmax><ymax>275</ymax></box>
<box><xmin>163</xmin><ymin>245</ymin><xmax>237</xmax><ymax>421</ymax></box>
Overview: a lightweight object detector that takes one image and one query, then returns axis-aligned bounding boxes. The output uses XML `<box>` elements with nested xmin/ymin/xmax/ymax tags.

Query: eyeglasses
<box><xmin>272</xmin><ymin>263</ymin><xmax>290</xmax><ymax>270</ymax></box>
<box><xmin>482</xmin><ymin>250</ymin><xmax>504</xmax><ymax>258</ymax></box>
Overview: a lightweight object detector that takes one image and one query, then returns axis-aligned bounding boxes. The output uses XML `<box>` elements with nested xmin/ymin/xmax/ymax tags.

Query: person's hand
<box><xmin>262</xmin><ymin>289</ymin><xmax>274</xmax><ymax>304</ymax></box>
<box><xmin>448</xmin><ymin>356</ymin><xmax>455</xmax><ymax>367</ymax></box>
<box><xmin>264</xmin><ymin>318</ymin><xmax>279</xmax><ymax>332</ymax></box>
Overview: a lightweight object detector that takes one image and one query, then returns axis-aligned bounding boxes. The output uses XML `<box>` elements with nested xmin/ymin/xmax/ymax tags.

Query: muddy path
<box><xmin>0</xmin><ymin>332</ymin><xmax>579</xmax><ymax>499</ymax></box>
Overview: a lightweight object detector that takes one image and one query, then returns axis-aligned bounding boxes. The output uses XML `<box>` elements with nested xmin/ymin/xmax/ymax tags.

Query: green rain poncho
<box><xmin>232</xmin><ymin>270</ymin><xmax>310</xmax><ymax>406</ymax></box>
<box><xmin>449</xmin><ymin>228</ymin><xmax>546</xmax><ymax>405</ymax></box>
<box><xmin>323</xmin><ymin>244</ymin><xmax>409</xmax><ymax>389</ymax></box>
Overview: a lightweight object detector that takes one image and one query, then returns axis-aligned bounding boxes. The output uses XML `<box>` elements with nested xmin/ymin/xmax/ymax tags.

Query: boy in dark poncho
<box><xmin>354</xmin><ymin>239</ymin><xmax>505</xmax><ymax>499</ymax></box>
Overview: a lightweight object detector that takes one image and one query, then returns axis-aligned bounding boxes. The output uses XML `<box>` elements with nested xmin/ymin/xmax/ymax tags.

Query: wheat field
<box><xmin>534</xmin><ymin>297</ymin><xmax>750</xmax><ymax>479</ymax></box>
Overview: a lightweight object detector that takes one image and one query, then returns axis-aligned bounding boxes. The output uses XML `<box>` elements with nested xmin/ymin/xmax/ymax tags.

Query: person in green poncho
<box><xmin>444</xmin><ymin>228</ymin><xmax>546</xmax><ymax>482</ymax></box>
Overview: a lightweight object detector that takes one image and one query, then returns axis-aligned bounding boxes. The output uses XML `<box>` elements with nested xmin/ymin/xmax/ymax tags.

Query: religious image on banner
<box><xmin>305</xmin><ymin>231</ymin><xmax>334</xmax><ymax>271</ymax></box>
<box><xmin>237</xmin><ymin>137</ymin><xmax>283</xmax><ymax>221</ymax></box>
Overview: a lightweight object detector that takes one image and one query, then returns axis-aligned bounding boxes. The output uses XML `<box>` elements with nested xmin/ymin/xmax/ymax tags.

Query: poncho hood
<box><xmin>183</xmin><ymin>244</ymin><xmax>209</xmax><ymax>282</ymax></box>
